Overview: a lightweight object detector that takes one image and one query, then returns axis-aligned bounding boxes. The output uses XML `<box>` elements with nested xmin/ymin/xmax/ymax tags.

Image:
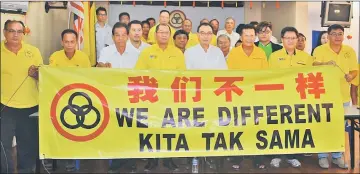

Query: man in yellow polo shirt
<box><xmin>136</xmin><ymin>24</ymin><xmax>185</xmax><ymax>70</ymax></box>
<box><xmin>135</xmin><ymin>24</ymin><xmax>185</xmax><ymax>172</ymax></box>
<box><xmin>269</xmin><ymin>27</ymin><xmax>312</xmax><ymax>169</ymax></box>
<box><xmin>227</xmin><ymin>24</ymin><xmax>268</xmax><ymax>70</ymax></box>
<box><xmin>182</xmin><ymin>19</ymin><xmax>198</xmax><ymax>49</ymax></box>
<box><xmin>226</xmin><ymin>24</ymin><xmax>267</xmax><ymax>171</ymax></box>
<box><xmin>1</xmin><ymin>20</ymin><xmax>43</xmax><ymax>173</ymax></box>
<box><xmin>50</xmin><ymin>29</ymin><xmax>91</xmax><ymax>68</ymax></box>
<box><xmin>47</xmin><ymin>29</ymin><xmax>91</xmax><ymax>172</ymax></box>
<box><xmin>147</xmin><ymin>10</ymin><xmax>176</xmax><ymax>45</ymax></box>
<box><xmin>269</xmin><ymin>27</ymin><xmax>313</xmax><ymax>69</ymax></box>
<box><xmin>313</xmin><ymin>24</ymin><xmax>358</xmax><ymax>169</ymax></box>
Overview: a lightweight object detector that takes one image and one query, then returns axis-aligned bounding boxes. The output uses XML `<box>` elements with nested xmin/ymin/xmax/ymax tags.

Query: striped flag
<box><xmin>68</xmin><ymin>1</ymin><xmax>85</xmax><ymax>49</ymax></box>
<box><xmin>67</xmin><ymin>1</ymin><xmax>96</xmax><ymax>66</ymax></box>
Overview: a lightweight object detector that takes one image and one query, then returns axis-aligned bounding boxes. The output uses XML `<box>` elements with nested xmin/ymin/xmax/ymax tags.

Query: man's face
<box><xmin>159</xmin><ymin>12</ymin><xmax>169</xmax><ymax>25</ymax></box>
<box><xmin>241</xmin><ymin>29</ymin><xmax>256</xmax><ymax>47</ymax></box>
<box><xmin>96</xmin><ymin>10</ymin><xmax>107</xmax><ymax>23</ymax></box>
<box><xmin>61</xmin><ymin>33</ymin><xmax>77</xmax><ymax>53</ymax></box>
<box><xmin>142</xmin><ymin>23</ymin><xmax>150</xmax><ymax>35</ymax></box>
<box><xmin>210</xmin><ymin>20</ymin><xmax>219</xmax><ymax>32</ymax></box>
<box><xmin>328</xmin><ymin>29</ymin><xmax>344</xmax><ymax>46</ymax></box>
<box><xmin>197</xmin><ymin>25</ymin><xmax>213</xmax><ymax>45</ymax></box>
<box><xmin>174</xmin><ymin>34</ymin><xmax>188</xmax><ymax>50</ymax></box>
<box><xmin>148</xmin><ymin>19</ymin><xmax>155</xmax><ymax>28</ymax></box>
<box><xmin>113</xmin><ymin>27</ymin><xmax>128</xmax><ymax>46</ymax></box>
<box><xmin>296</xmin><ymin>36</ymin><xmax>306</xmax><ymax>51</ymax></box>
<box><xmin>182</xmin><ymin>20</ymin><xmax>192</xmax><ymax>33</ymax></box>
<box><xmin>4</xmin><ymin>22</ymin><xmax>24</xmax><ymax>45</ymax></box>
<box><xmin>156</xmin><ymin>25</ymin><xmax>170</xmax><ymax>45</ymax></box>
<box><xmin>281</xmin><ymin>31</ymin><xmax>298</xmax><ymax>50</ymax></box>
<box><xmin>225</xmin><ymin>19</ymin><xmax>235</xmax><ymax>31</ymax></box>
<box><xmin>258</xmin><ymin>27</ymin><xmax>271</xmax><ymax>43</ymax></box>
<box><xmin>120</xmin><ymin>15</ymin><xmax>130</xmax><ymax>25</ymax></box>
<box><xmin>217</xmin><ymin>37</ymin><xmax>230</xmax><ymax>53</ymax></box>
<box><xmin>129</xmin><ymin>24</ymin><xmax>142</xmax><ymax>42</ymax></box>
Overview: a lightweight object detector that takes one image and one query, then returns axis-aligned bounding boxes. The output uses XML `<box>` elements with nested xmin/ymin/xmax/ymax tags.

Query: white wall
<box><xmin>307</xmin><ymin>2</ymin><xmax>359</xmax><ymax>57</ymax></box>
<box><xmin>108</xmin><ymin>4</ymin><xmax>244</xmax><ymax>32</ymax></box>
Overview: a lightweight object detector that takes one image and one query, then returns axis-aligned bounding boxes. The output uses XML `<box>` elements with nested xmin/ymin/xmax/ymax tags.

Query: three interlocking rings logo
<box><xmin>50</xmin><ymin>83</ymin><xmax>110</xmax><ymax>142</ymax></box>
<box><xmin>169</xmin><ymin>10</ymin><xmax>186</xmax><ymax>29</ymax></box>
<box><xmin>60</xmin><ymin>92</ymin><xmax>100</xmax><ymax>129</ymax></box>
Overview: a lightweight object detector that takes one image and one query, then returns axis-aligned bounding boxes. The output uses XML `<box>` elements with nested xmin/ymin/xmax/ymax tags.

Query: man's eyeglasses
<box><xmin>283</xmin><ymin>37</ymin><xmax>298</xmax><ymax>41</ymax></box>
<box><xmin>6</xmin><ymin>29</ymin><xmax>24</xmax><ymax>34</ymax></box>
<box><xmin>329</xmin><ymin>32</ymin><xmax>344</xmax><ymax>37</ymax></box>
<box><xmin>157</xmin><ymin>31</ymin><xmax>170</xmax><ymax>35</ymax></box>
<box><xmin>97</xmin><ymin>14</ymin><xmax>107</xmax><ymax>16</ymax></box>
<box><xmin>258</xmin><ymin>30</ymin><xmax>271</xmax><ymax>35</ymax></box>
<box><xmin>199</xmin><ymin>32</ymin><xmax>213</xmax><ymax>36</ymax></box>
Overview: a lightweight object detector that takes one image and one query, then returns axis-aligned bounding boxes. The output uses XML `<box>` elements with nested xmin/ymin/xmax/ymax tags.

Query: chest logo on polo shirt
<box><xmin>344</xmin><ymin>52</ymin><xmax>351</xmax><ymax>59</ymax></box>
<box><xmin>25</xmin><ymin>49</ymin><xmax>33</xmax><ymax>59</ymax></box>
<box><xmin>149</xmin><ymin>55</ymin><xmax>157</xmax><ymax>59</ymax></box>
<box><xmin>278</xmin><ymin>57</ymin><xmax>285</xmax><ymax>61</ymax></box>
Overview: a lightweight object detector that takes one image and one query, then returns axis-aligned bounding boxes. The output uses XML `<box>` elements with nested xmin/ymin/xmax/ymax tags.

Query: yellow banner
<box><xmin>39</xmin><ymin>66</ymin><xmax>345</xmax><ymax>159</ymax></box>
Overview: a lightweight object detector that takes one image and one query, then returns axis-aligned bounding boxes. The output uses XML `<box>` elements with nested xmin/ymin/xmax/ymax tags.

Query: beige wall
<box><xmin>261</xmin><ymin>1</ymin><xmax>296</xmax><ymax>41</ymax></box>
<box><xmin>295</xmin><ymin>2</ymin><xmax>309</xmax><ymax>45</ymax></box>
<box><xmin>244</xmin><ymin>1</ymin><xmax>262</xmax><ymax>24</ymax></box>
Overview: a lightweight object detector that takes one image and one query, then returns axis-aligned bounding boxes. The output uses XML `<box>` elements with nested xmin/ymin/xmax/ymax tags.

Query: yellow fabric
<box><xmin>39</xmin><ymin>66</ymin><xmax>345</xmax><ymax>158</ymax></box>
<box><xmin>210</xmin><ymin>34</ymin><xmax>217</xmax><ymax>46</ymax></box>
<box><xmin>147</xmin><ymin>24</ymin><xmax>176</xmax><ymax>45</ymax></box>
<box><xmin>350</xmin><ymin>64</ymin><xmax>360</xmax><ymax>86</ymax></box>
<box><xmin>141</xmin><ymin>36</ymin><xmax>148</xmax><ymax>43</ymax></box>
<box><xmin>49</xmin><ymin>50</ymin><xmax>91</xmax><ymax>68</ymax></box>
<box><xmin>1</xmin><ymin>41</ymin><xmax>43</xmax><ymax>108</ymax></box>
<box><xmin>185</xmin><ymin>32</ymin><xmax>199</xmax><ymax>49</ymax></box>
<box><xmin>269</xmin><ymin>48</ymin><xmax>314</xmax><ymax>68</ymax></box>
<box><xmin>313</xmin><ymin>43</ymin><xmax>358</xmax><ymax>103</ymax></box>
<box><xmin>227</xmin><ymin>44</ymin><xmax>268</xmax><ymax>70</ymax></box>
<box><xmin>82</xmin><ymin>2</ymin><xmax>96</xmax><ymax>66</ymax></box>
<box><xmin>135</xmin><ymin>44</ymin><xmax>185</xmax><ymax>70</ymax></box>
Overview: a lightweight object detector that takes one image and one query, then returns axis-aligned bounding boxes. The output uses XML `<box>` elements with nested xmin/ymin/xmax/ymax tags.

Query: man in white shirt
<box><xmin>127</xmin><ymin>20</ymin><xmax>150</xmax><ymax>53</ymax></box>
<box><xmin>217</xmin><ymin>17</ymin><xmax>240</xmax><ymax>47</ymax></box>
<box><xmin>217</xmin><ymin>34</ymin><xmax>232</xmax><ymax>59</ymax></box>
<box><xmin>184</xmin><ymin>23</ymin><xmax>227</xmax><ymax>170</ymax></box>
<box><xmin>97</xmin><ymin>22</ymin><xmax>139</xmax><ymax>69</ymax></box>
<box><xmin>185</xmin><ymin>23</ymin><xmax>227</xmax><ymax>70</ymax></box>
<box><xmin>95</xmin><ymin>7</ymin><xmax>113</xmax><ymax>61</ymax></box>
<box><xmin>97</xmin><ymin>22</ymin><xmax>140</xmax><ymax>173</ymax></box>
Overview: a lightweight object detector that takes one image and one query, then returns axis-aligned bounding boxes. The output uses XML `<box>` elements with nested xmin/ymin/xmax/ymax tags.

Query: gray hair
<box><xmin>217</xmin><ymin>34</ymin><xmax>231</xmax><ymax>45</ymax></box>
<box><xmin>225</xmin><ymin>17</ymin><xmax>235</xmax><ymax>23</ymax></box>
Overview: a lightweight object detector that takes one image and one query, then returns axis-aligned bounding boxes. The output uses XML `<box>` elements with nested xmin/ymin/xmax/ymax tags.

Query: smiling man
<box><xmin>313</xmin><ymin>24</ymin><xmax>358</xmax><ymax>169</ymax></box>
<box><xmin>1</xmin><ymin>20</ymin><xmax>43</xmax><ymax>173</ymax></box>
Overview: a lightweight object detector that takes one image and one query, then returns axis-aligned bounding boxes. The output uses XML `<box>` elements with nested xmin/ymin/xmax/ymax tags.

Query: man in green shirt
<box><xmin>255</xmin><ymin>21</ymin><xmax>282</xmax><ymax>59</ymax></box>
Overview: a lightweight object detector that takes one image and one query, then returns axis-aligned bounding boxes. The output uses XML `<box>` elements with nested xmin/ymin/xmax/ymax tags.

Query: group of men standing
<box><xmin>1</xmin><ymin>6</ymin><xmax>358</xmax><ymax>174</ymax></box>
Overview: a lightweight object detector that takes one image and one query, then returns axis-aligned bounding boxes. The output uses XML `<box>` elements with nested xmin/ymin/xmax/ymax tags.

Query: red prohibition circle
<box><xmin>50</xmin><ymin>83</ymin><xmax>110</xmax><ymax>142</ymax></box>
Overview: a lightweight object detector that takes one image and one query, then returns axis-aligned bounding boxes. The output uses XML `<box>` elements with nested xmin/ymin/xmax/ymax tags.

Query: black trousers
<box><xmin>0</xmin><ymin>103</ymin><xmax>38</xmax><ymax>173</ymax></box>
